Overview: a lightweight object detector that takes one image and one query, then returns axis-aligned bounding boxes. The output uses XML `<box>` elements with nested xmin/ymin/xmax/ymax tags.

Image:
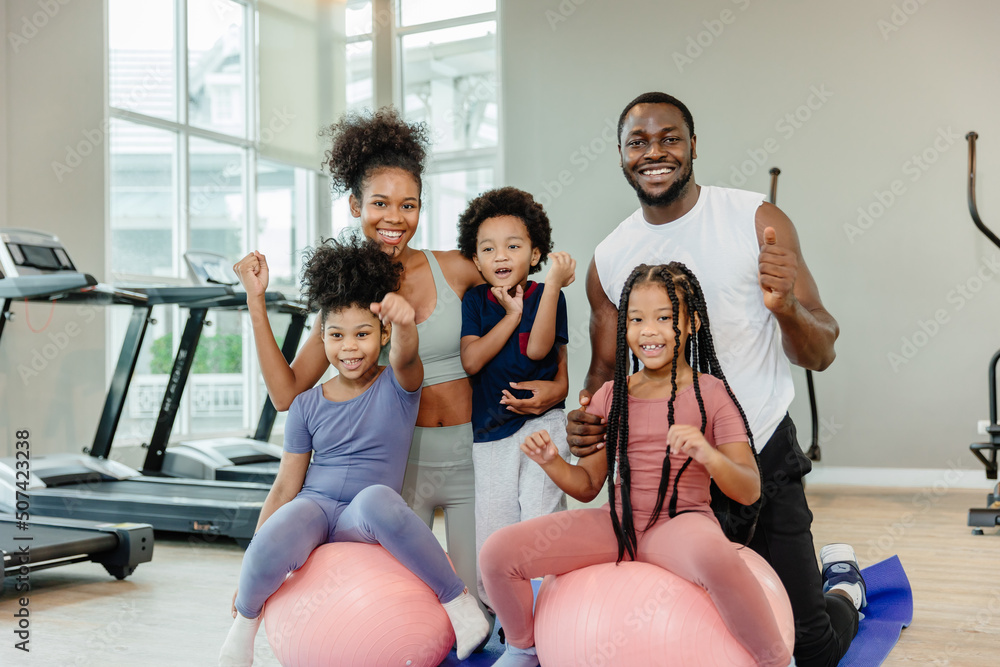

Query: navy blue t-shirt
<box><xmin>461</xmin><ymin>281</ymin><xmax>568</xmax><ymax>442</ymax></box>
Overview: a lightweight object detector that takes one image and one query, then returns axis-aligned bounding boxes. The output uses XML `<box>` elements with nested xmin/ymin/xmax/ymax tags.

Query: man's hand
<box><xmin>231</xmin><ymin>588</ymin><xmax>239</xmax><ymax>619</ymax></box>
<box><xmin>233</xmin><ymin>251</ymin><xmax>269</xmax><ymax>298</ymax></box>
<box><xmin>545</xmin><ymin>251</ymin><xmax>577</xmax><ymax>289</ymax></box>
<box><xmin>566</xmin><ymin>389</ymin><xmax>607</xmax><ymax>456</ymax></box>
<box><xmin>758</xmin><ymin>227</ymin><xmax>799</xmax><ymax>315</ymax></box>
<box><xmin>500</xmin><ymin>379</ymin><xmax>564</xmax><ymax>415</ymax></box>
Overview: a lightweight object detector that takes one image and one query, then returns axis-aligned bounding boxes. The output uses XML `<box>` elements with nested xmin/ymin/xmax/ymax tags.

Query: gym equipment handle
<box><xmin>967</xmin><ymin>132</ymin><xmax>1000</xmax><ymax>250</ymax></box>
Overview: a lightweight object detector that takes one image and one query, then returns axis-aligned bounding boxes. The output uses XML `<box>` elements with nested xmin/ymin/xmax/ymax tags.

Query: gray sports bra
<box><xmin>381</xmin><ymin>250</ymin><xmax>469</xmax><ymax>387</ymax></box>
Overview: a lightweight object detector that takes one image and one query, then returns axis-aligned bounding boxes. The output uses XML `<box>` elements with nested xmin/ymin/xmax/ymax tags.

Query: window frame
<box><xmin>105</xmin><ymin>0</ymin><xmax>324</xmax><ymax>442</ymax></box>
<box><xmin>352</xmin><ymin>0</ymin><xmax>503</xmax><ymax>249</ymax></box>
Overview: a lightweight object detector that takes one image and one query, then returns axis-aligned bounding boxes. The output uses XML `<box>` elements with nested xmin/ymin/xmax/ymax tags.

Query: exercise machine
<box><xmin>964</xmin><ymin>132</ymin><xmax>1000</xmax><ymax>534</ymax></box>
<box><xmin>0</xmin><ymin>230</ymin><xmax>153</xmax><ymax>584</ymax></box>
<box><xmin>142</xmin><ymin>251</ymin><xmax>310</xmax><ymax>484</ymax></box>
<box><xmin>0</xmin><ymin>230</ymin><xmax>271</xmax><ymax>546</ymax></box>
<box><xmin>768</xmin><ymin>168</ymin><xmax>822</xmax><ymax>461</ymax></box>
<box><xmin>1</xmin><ymin>514</ymin><xmax>152</xmax><ymax>585</ymax></box>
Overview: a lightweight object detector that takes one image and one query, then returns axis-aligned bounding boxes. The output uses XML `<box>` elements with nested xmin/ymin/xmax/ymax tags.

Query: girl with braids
<box><xmin>220</xmin><ymin>236</ymin><xmax>488</xmax><ymax>667</ymax></box>
<box><xmin>479</xmin><ymin>262</ymin><xmax>793</xmax><ymax>667</ymax></box>
<box><xmin>233</xmin><ymin>107</ymin><xmax>567</xmax><ymax>638</ymax></box>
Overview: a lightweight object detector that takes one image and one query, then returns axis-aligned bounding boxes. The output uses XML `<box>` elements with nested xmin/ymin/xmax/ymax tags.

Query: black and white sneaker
<box><xmin>820</xmin><ymin>543</ymin><xmax>867</xmax><ymax>609</ymax></box>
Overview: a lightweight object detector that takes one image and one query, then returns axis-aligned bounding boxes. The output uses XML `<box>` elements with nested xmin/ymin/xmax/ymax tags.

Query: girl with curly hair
<box><xmin>220</xmin><ymin>237</ymin><xmax>488</xmax><ymax>667</ymax></box>
<box><xmin>233</xmin><ymin>107</ymin><xmax>567</xmax><ymax>641</ymax></box>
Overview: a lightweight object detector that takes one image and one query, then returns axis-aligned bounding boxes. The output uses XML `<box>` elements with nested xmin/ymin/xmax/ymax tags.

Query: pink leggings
<box><xmin>480</xmin><ymin>507</ymin><xmax>791</xmax><ymax>667</ymax></box>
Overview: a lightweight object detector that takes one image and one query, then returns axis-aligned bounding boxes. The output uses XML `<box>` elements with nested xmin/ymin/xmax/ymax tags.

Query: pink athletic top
<box><xmin>589</xmin><ymin>374</ymin><xmax>748</xmax><ymax>527</ymax></box>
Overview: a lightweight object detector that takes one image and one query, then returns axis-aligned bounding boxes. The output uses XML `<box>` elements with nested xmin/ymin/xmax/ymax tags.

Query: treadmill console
<box><xmin>0</xmin><ymin>229</ymin><xmax>98</xmax><ymax>299</ymax></box>
<box><xmin>184</xmin><ymin>250</ymin><xmax>239</xmax><ymax>286</ymax></box>
<box><xmin>0</xmin><ymin>229</ymin><xmax>77</xmax><ymax>277</ymax></box>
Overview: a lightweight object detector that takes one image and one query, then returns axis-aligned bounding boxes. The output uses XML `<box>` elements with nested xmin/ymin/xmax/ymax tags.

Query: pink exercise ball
<box><xmin>263</xmin><ymin>542</ymin><xmax>454</xmax><ymax>667</ymax></box>
<box><xmin>534</xmin><ymin>545</ymin><xmax>794</xmax><ymax>667</ymax></box>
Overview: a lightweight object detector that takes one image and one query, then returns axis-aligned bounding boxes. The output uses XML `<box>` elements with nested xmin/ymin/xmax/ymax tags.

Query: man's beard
<box><xmin>622</xmin><ymin>161</ymin><xmax>693</xmax><ymax>207</ymax></box>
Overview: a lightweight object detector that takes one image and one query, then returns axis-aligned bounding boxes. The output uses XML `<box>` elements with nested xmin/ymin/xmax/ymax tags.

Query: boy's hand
<box><xmin>545</xmin><ymin>251</ymin><xmax>577</xmax><ymax>289</ymax></box>
<box><xmin>667</xmin><ymin>424</ymin><xmax>717</xmax><ymax>467</ymax></box>
<box><xmin>521</xmin><ymin>430</ymin><xmax>560</xmax><ymax>466</ymax></box>
<box><xmin>492</xmin><ymin>284</ymin><xmax>524</xmax><ymax>317</ymax></box>
<box><xmin>233</xmin><ymin>251</ymin><xmax>269</xmax><ymax>297</ymax></box>
<box><xmin>371</xmin><ymin>292</ymin><xmax>415</xmax><ymax>326</ymax></box>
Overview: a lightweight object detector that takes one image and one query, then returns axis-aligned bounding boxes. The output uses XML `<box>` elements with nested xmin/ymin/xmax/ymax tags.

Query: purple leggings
<box><xmin>235</xmin><ymin>484</ymin><xmax>465</xmax><ymax>618</ymax></box>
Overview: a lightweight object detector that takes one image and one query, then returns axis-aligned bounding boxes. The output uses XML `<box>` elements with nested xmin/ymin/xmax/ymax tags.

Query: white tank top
<box><xmin>593</xmin><ymin>185</ymin><xmax>794</xmax><ymax>448</ymax></box>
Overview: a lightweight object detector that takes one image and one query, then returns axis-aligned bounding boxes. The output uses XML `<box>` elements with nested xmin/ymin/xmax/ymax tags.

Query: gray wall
<box><xmin>1</xmin><ymin>0</ymin><xmax>108</xmax><ymax>457</ymax></box>
<box><xmin>2</xmin><ymin>1</ymin><xmax>999</xmax><ymax>474</ymax></box>
<box><xmin>500</xmin><ymin>0</ymin><xmax>1000</xmax><ymax>470</ymax></box>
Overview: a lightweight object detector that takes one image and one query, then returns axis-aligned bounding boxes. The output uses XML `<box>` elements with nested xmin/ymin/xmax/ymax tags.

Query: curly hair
<box><xmin>321</xmin><ymin>107</ymin><xmax>430</xmax><ymax>200</ymax></box>
<box><xmin>456</xmin><ymin>187</ymin><xmax>553</xmax><ymax>275</ymax></box>
<box><xmin>300</xmin><ymin>233</ymin><xmax>404</xmax><ymax>323</ymax></box>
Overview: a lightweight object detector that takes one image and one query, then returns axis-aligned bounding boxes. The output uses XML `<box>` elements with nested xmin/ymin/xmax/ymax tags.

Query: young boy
<box><xmin>457</xmin><ymin>187</ymin><xmax>575</xmax><ymax>607</ymax></box>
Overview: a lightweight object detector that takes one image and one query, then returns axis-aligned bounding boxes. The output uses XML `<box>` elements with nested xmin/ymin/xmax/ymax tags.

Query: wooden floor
<box><xmin>1</xmin><ymin>485</ymin><xmax>998</xmax><ymax>666</ymax></box>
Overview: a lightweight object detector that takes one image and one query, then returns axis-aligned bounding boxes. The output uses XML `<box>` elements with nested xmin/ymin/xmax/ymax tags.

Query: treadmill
<box><xmin>146</xmin><ymin>251</ymin><xmax>310</xmax><ymax>484</ymax></box>
<box><xmin>0</xmin><ymin>230</ymin><xmax>153</xmax><ymax>583</ymax></box>
<box><xmin>1</xmin><ymin>514</ymin><xmax>152</xmax><ymax>585</ymax></box>
<box><xmin>0</xmin><ymin>230</ymin><xmax>271</xmax><ymax>546</ymax></box>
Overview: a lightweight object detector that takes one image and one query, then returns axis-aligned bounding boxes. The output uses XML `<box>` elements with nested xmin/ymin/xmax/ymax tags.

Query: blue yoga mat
<box><xmin>838</xmin><ymin>555</ymin><xmax>913</xmax><ymax>667</ymax></box>
<box><xmin>445</xmin><ymin>558</ymin><xmax>912</xmax><ymax>666</ymax></box>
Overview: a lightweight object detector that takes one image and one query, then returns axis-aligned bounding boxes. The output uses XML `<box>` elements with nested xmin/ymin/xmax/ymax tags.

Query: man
<box><xmin>568</xmin><ymin>92</ymin><xmax>863</xmax><ymax>667</ymax></box>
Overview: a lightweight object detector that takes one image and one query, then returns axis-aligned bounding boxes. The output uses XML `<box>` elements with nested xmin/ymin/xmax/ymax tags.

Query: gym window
<box><xmin>332</xmin><ymin>0</ymin><xmax>500</xmax><ymax>252</ymax></box>
<box><xmin>106</xmin><ymin>0</ymin><xmax>331</xmax><ymax>443</ymax></box>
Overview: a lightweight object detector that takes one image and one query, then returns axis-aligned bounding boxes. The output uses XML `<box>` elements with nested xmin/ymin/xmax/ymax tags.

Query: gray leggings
<box><xmin>402</xmin><ymin>423</ymin><xmax>483</xmax><ymax>616</ymax></box>
<box><xmin>235</xmin><ymin>484</ymin><xmax>465</xmax><ymax>619</ymax></box>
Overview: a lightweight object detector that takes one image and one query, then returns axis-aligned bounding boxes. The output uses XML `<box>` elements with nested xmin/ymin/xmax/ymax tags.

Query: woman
<box><xmin>233</xmin><ymin>107</ymin><xmax>568</xmax><ymax>625</ymax></box>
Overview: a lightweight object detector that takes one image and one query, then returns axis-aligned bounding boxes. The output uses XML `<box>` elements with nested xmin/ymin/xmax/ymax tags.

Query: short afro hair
<box><xmin>456</xmin><ymin>187</ymin><xmax>553</xmax><ymax>275</ymax></box>
<box><xmin>300</xmin><ymin>233</ymin><xmax>404</xmax><ymax>323</ymax></box>
<box><xmin>321</xmin><ymin>107</ymin><xmax>430</xmax><ymax>200</ymax></box>
<box><xmin>617</xmin><ymin>92</ymin><xmax>695</xmax><ymax>144</ymax></box>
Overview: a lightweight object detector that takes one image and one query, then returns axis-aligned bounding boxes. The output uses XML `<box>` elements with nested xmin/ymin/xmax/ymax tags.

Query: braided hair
<box><xmin>605</xmin><ymin>262</ymin><xmax>763</xmax><ymax>563</ymax></box>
